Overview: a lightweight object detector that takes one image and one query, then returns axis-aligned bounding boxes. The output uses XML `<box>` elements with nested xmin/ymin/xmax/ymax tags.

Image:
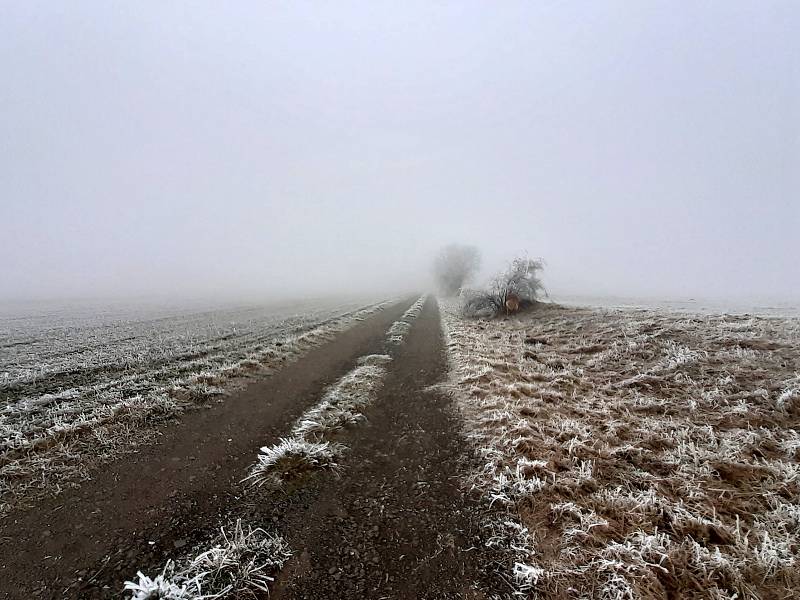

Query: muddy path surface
<box><xmin>264</xmin><ymin>296</ymin><xmax>496</xmax><ymax>599</ymax></box>
<box><xmin>1</xmin><ymin>296</ymin><xmax>500</xmax><ymax>599</ymax></box>
<box><xmin>0</xmin><ymin>299</ymin><xmax>415</xmax><ymax>599</ymax></box>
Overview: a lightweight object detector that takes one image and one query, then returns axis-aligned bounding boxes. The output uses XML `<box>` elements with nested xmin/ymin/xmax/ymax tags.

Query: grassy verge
<box><xmin>441</xmin><ymin>300</ymin><xmax>800</xmax><ymax>598</ymax></box>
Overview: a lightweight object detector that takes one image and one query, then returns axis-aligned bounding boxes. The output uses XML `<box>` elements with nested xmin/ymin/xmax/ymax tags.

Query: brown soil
<box><xmin>265</xmin><ymin>296</ymin><xmax>496</xmax><ymax>599</ymax></box>
<box><xmin>0</xmin><ymin>297</ymin><xmax>498</xmax><ymax>599</ymax></box>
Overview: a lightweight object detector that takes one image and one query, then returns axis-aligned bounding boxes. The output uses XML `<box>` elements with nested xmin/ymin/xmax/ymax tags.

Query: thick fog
<box><xmin>2</xmin><ymin>2</ymin><xmax>798</xmax><ymax>303</ymax></box>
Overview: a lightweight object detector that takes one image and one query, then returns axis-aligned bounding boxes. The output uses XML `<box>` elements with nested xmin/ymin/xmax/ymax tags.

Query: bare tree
<box><xmin>490</xmin><ymin>257</ymin><xmax>545</xmax><ymax>308</ymax></box>
<box><xmin>433</xmin><ymin>244</ymin><xmax>480</xmax><ymax>296</ymax></box>
<box><xmin>461</xmin><ymin>256</ymin><xmax>545</xmax><ymax>318</ymax></box>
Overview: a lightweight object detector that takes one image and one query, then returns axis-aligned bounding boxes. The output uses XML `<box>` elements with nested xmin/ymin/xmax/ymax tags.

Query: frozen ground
<box><xmin>441</xmin><ymin>299</ymin><xmax>800</xmax><ymax>598</ymax></box>
<box><xmin>0</xmin><ymin>297</ymin><xmax>388</xmax><ymax>515</ymax></box>
<box><xmin>122</xmin><ymin>295</ymin><xmax>430</xmax><ymax>599</ymax></box>
<box><xmin>0</xmin><ymin>297</ymin><xmax>379</xmax><ymax>394</ymax></box>
<box><xmin>552</xmin><ymin>294</ymin><xmax>800</xmax><ymax>318</ymax></box>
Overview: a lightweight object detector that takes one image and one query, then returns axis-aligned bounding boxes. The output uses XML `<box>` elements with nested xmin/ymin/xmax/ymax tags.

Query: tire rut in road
<box><xmin>0</xmin><ymin>298</ymin><xmax>418</xmax><ymax>600</ymax></box>
<box><xmin>267</xmin><ymin>296</ymin><xmax>496</xmax><ymax>599</ymax></box>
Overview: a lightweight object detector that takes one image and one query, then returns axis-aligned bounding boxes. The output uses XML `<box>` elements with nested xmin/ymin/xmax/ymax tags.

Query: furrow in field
<box><xmin>0</xmin><ymin>301</ymin><xmax>390</xmax><ymax>518</ymax></box>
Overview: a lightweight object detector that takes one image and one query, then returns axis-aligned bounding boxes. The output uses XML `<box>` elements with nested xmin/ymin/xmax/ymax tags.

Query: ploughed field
<box><xmin>441</xmin><ymin>301</ymin><xmax>800</xmax><ymax>598</ymax></box>
<box><xmin>0</xmin><ymin>297</ymin><xmax>387</xmax><ymax>516</ymax></box>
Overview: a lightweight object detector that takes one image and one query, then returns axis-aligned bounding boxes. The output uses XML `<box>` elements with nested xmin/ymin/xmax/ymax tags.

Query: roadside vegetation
<box><xmin>460</xmin><ymin>256</ymin><xmax>546</xmax><ymax>318</ymax></box>
<box><xmin>441</xmin><ymin>300</ymin><xmax>800</xmax><ymax>598</ymax></box>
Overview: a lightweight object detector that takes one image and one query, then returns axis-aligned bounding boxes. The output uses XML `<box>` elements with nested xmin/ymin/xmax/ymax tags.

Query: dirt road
<box><xmin>0</xmin><ymin>297</ymin><xmax>497</xmax><ymax>599</ymax></box>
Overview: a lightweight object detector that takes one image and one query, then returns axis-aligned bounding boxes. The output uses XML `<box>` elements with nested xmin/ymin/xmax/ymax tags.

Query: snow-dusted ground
<box><xmin>128</xmin><ymin>295</ymin><xmax>429</xmax><ymax>599</ymax></box>
<box><xmin>0</xmin><ymin>297</ymin><xmax>388</xmax><ymax>515</ymax></box>
<box><xmin>1</xmin><ymin>298</ymin><xmax>378</xmax><ymax>396</ymax></box>
<box><xmin>552</xmin><ymin>294</ymin><xmax>800</xmax><ymax>318</ymax></box>
<box><xmin>441</xmin><ymin>299</ymin><xmax>800</xmax><ymax>598</ymax></box>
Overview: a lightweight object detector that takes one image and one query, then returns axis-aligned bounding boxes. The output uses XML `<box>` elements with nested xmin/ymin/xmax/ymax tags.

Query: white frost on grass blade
<box><xmin>245</xmin><ymin>351</ymin><xmax>394</xmax><ymax>488</ymax></box>
<box><xmin>439</xmin><ymin>298</ymin><xmax>800</xmax><ymax>598</ymax></box>
<box><xmin>187</xmin><ymin>520</ymin><xmax>291</xmax><ymax>597</ymax></box>
<box><xmin>776</xmin><ymin>379</ymin><xmax>800</xmax><ymax>411</ymax></box>
<box><xmin>293</xmin><ymin>358</ymin><xmax>391</xmax><ymax>440</ymax></box>
<box><xmin>513</xmin><ymin>562</ymin><xmax>546</xmax><ymax>590</ymax></box>
<box><xmin>386</xmin><ymin>295</ymin><xmax>427</xmax><ymax>346</ymax></box>
<box><xmin>243</xmin><ymin>438</ymin><xmax>343</xmax><ymax>488</ymax></box>
<box><xmin>124</xmin><ymin>562</ymin><xmax>200</xmax><ymax>600</ymax></box>
<box><xmin>123</xmin><ymin>520</ymin><xmax>290</xmax><ymax>600</ymax></box>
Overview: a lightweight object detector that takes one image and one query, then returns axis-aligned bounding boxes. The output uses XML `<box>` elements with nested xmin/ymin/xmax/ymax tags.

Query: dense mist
<box><xmin>2</xmin><ymin>2</ymin><xmax>798</xmax><ymax>303</ymax></box>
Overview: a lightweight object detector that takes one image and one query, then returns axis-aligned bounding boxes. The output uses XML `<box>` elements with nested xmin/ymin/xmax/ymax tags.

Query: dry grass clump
<box><xmin>245</xmin><ymin>355</ymin><xmax>393</xmax><ymax>488</ymax></box>
<box><xmin>123</xmin><ymin>519</ymin><xmax>290</xmax><ymax>599</ymax></box>
<box><xmin>294</xmin><ymin>358</ymin><xmax>391</xmax><ymax>439</ymax></box>
<box><xmin>0</xmin><ymin>301</ymin><xmax>390</xmax><ymax>516</ymax></box>
<box><xmin>243</xmin><ymin>438</ymin><xmax>344</xmax><ymax>488</ymax></box>
<box><xmin>440</xmin><ymin>300</ymin><xmax>800</xmax><ymax>598</ymax></box>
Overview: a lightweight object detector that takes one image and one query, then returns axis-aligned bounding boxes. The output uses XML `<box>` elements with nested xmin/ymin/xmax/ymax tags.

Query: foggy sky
<box><xmin>2</xmin><ymin>2</ymin><xmax>798</xmax><ymax>302</ymax></box>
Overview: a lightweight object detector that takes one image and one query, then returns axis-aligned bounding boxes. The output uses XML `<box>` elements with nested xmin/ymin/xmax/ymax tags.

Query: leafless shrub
<box><xmin>460</xmin><ymin>257</ymin><xmax>545</xmax><ymax>318</ymax></box>
<box><xmin>491</xmin><ymin>257</ymin><xmax>545</xmax><ymax>307</ymax></box>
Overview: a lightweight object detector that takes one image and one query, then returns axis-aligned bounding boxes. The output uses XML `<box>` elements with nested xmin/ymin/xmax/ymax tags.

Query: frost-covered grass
<box><xmin>246</xmin><ymin>356</ymin><xmax>392</xmax><ymax>488</ymax></box>
<box><xmin>0</xmin><ymin>299</ymin><xmax>389</xmax><ymax>515</ymax></box>
<box><xmin>243</xmin><ymin>437</ymin><xmax>344</xmax><ymax>488</ymax></box>
<box><xmin>123</xmin><ymin>520</ymin><xmax>290</xmax><ymax>600</ymax></box>
<box><xmin>293</xmin><ymin>357</ymin><xmax>392</xmax><ymax>440</ymax></box>
<box><xmin>117</xmin><ymin>298</ymin><xmax>428</xmax><ymax>597</ymax></box>
<box><xmin>440</xmin><ymin>300</ymin><xmax>800</xmax><ymax>598</ymax></box>
<box><xmin>386</xmin><ymin>294</ymin><xmax>427</xmax><ymax>346</ymax></box>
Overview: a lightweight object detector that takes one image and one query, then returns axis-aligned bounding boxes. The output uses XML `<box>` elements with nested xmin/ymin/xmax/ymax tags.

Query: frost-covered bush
<box><xmin>491</xmin><ymin>257</ymin><xmax>545</xmax><ymax>306</ymax></box>
<box><xmin>459</xmin><ymin>256</ymin><xmax>545</xmax><ymax>318</ymax></box>
<box><xmin>460</xmin><ymin>288</ymin><xmax>501</xmax><ymax>318</ymax></box>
